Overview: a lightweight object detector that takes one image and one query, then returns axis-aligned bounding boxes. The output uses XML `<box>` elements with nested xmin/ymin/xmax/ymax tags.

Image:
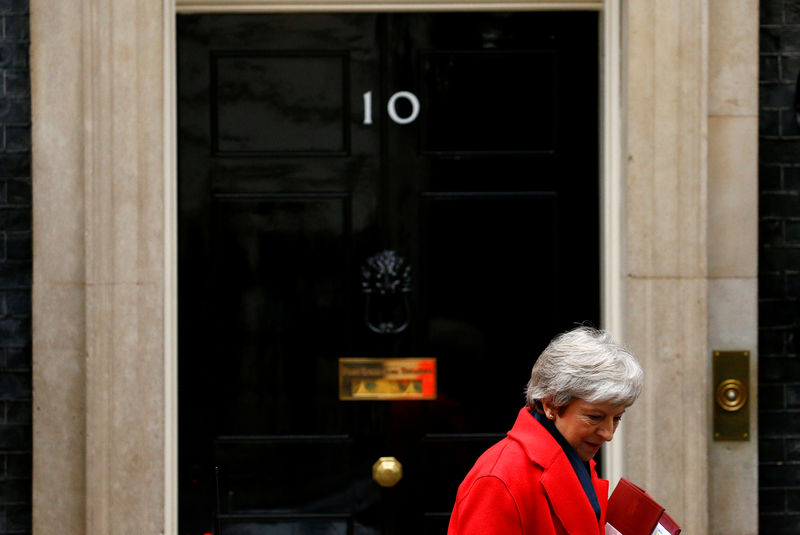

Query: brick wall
<box><xmin>0</xmin><ymin>1</ymin><xmax>29</xmax><ymax>534</ymax></box>
<box><xmin>760</xmin><ymin>1</ymin><xmax>800</xmax><ymax>533</ymax></box>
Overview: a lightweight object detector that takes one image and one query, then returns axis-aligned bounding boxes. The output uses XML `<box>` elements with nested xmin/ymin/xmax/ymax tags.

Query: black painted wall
<box><xmin>760</xmin><ymin>1</ymin><xmax>800</xmax><ymax>533</ymax></box>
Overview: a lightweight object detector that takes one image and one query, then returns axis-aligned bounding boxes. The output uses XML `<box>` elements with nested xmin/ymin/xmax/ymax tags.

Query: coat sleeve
<box><xmin>447</xmin><ymin>476</ymin><xmax>524</xmax><ymax>535</ymax></box>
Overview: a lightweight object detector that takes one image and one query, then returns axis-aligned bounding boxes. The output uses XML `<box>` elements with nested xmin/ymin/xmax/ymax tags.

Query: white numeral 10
<box><xmin>363</xmin><ymin>91</ymin><xmax>420</xmax><ymax>125</ymax></box>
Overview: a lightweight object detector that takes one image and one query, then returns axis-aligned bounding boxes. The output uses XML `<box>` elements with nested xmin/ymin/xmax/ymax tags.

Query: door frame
<box><xmin>166</xmin><ymin>0</ymin><xmax>624</xmax><ymax>529</ymax></box>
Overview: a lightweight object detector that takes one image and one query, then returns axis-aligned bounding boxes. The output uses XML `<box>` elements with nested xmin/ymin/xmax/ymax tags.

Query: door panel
<box><xmin>421</xmin><ymin>50</ymin><xmax>557</xmax><ymax>154</ymax></box>
<box><xmin>212</xmin><ymin>51</ymin><xmax>351</xmax><ymax>155</ymax></box>
<box><xmin>178</xmin><ymin>12</ymin><xmax>598</xmax><ymax>535</ymax></box>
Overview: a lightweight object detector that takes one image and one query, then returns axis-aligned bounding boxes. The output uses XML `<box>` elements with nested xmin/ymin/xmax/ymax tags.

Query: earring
<box><xmin>547</xmin><ymin>413</ymin><xmax>554</xmax><ymax>419</ymax></box>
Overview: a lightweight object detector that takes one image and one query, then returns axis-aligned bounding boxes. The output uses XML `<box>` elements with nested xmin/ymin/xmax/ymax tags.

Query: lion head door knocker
<box><xmin>361</xmin><ymin>250</ymin><xmax>412</xmax><ymax>334</ymax></box>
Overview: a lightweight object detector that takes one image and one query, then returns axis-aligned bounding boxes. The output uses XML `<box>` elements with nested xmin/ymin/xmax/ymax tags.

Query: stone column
<box><xmin>706</xmin><ymin>1</ymin><xmax>758</xmax><ymax>534</ymax></box>
<box><xmin>623</xmin><ymin>1</ymin><xmax>758</xmax><ymax>533</ymax></box>
<box><xmin>623</xmin><ymin>1</ymin><xmax>710</xmax><ymax>534</ymax></box>
<box><xmin>31</xmin><ymin>1</ymin><xmax>87</xmax><ymax>532</ymax></box>
<box><xmin>31</xmin><ymin>0</ymin><xmax>170</xmax><ymax>533</ymax></box>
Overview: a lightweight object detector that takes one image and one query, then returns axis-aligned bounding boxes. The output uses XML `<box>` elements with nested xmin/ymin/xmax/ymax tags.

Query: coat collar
<box><xmin>507</xmin><ymin>408</ymin><xmax>608</xmax><ymax>535</ymax></box>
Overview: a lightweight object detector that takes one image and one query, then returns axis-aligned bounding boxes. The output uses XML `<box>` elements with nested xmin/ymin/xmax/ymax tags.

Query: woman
<box><xmin>447</xmin><ymin>326</ymin><xmax>643</xmax><ymax>535</ymax></box>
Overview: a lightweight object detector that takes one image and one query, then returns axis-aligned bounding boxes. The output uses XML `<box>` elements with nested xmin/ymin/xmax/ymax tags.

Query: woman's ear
<box><xmin>541</xmin><ymin>398</ymin><xmax>556</xmax><ymax>420</ymax></box>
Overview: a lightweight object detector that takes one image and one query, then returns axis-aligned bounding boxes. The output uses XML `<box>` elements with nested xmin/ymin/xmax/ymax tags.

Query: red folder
<box><xmin>605</xmin><ymin>478</ymin><xmax>681</xmax><ymax>535</ymax></box>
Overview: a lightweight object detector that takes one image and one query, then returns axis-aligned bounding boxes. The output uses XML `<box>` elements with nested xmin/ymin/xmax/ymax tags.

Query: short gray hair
<box><xmin>526</xmin><ymin>327</ymin><xmax>643</xmax><ymax>412</ymax></box>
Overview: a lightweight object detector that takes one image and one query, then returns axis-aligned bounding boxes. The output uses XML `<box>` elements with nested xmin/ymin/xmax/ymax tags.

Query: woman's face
<box><xmin>542</xmin><ymin>399</ymin><xmax>627</xmax><ymax>461</ymax></box>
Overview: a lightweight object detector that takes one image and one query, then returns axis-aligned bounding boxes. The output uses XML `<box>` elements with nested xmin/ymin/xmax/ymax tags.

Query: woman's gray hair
<box><xmin>526</xmin><ymin>326</ymin><xmax>643</xmax><ymax>413</ymax></box>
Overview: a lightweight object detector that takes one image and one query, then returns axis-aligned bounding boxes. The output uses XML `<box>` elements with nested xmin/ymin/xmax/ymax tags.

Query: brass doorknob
<box><xmin>372</xmin><ymin>456</ymin><xmax>403</xmax><ymax>487</ymax></box>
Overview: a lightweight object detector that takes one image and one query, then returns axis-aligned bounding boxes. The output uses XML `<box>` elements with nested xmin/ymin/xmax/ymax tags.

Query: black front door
<box><xmin>178</xmin><ymin>12</ymin><xmax>599</xmax><ymax>535</ymax></box>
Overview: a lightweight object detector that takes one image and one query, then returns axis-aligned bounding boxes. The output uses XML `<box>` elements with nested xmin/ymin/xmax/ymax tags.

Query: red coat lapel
<box><xmin>540</xmin><ymin>455</ymin><xmax>603</xmax><ymax>535</ymax></box>
<box><xmin>507</xmin><ymin>408</ymin><xmax>607</xmax><ymax>535</ymax></box>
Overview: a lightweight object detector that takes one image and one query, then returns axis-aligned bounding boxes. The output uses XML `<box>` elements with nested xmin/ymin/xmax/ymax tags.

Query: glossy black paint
<box><xmin>178</xmin><ymin>12</ymin><xmax>599</xmax><ymax>535</ymax></box>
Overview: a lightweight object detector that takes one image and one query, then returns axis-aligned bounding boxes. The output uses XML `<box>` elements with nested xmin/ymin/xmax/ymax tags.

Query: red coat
<box><xmin>447</xmin><ymin>408</ymin><xmax>608</xmax><ymax>535</ymax></box>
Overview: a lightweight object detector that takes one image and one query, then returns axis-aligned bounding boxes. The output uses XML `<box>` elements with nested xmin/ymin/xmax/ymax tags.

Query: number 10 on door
<box><xmin>363</xmin><ymin>91</ymin><xmax>420</xmax><ymax>125</ymax></box>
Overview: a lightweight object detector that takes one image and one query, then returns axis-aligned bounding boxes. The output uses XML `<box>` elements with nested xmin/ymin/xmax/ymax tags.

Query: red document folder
<box><xmin>605</xmin><ymin>478</ymin><xmax>681</xmax><ymax>535</ymax></box>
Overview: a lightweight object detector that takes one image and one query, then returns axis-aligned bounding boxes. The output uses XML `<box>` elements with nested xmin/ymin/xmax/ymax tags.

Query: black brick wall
<box><xmin>761</xmin><ymin>1</ymin><xmax>800</xmax><ymax>533</ymax></box>
<box><xmin>0</xmin><ymin>0</ymin><xmax>29</xmax><ymax>534</ymax></box>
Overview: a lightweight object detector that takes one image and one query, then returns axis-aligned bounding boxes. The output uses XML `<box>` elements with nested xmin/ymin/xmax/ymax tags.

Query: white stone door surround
<box><xmin>29</xmin><ymin>1</ymin><xmax>757</xmax><ymax>534</ymax></box>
